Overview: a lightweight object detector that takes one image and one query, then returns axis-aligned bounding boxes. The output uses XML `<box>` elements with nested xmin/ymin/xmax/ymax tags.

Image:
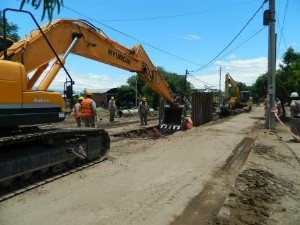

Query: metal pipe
<box><xmin>117</xmin><ymin>108</ymin><xmax>154</xmax><ymax>117</ymax></box>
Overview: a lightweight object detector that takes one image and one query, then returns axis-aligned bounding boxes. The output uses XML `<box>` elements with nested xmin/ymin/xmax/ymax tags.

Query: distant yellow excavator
<box><xmin>0</xmin><ymin>8</ymin><xmax>184</xmax><ymax>187</ymax></box>
<box><xmin>221</xmin><ymin>73</ymin><xmax>252</xmax><ymax>114</ymax></box>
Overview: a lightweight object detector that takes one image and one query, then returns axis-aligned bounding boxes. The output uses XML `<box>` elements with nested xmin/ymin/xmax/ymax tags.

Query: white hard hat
<box><xmin>290</xmin><ymin>92</ymin><xmax>299</xmax><ymax>98</ymax></box>
<box><xmin>111</xmin><ymin>96</ymin><xmax>114</xmax><ymax>100</ymax></box>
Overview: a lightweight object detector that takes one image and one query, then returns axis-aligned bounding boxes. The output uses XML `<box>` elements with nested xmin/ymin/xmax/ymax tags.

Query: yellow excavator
<box><xmin>0</xmin><ymin>8</ymin><xmax>183</xmax><ymax>188</ymax></box>
<box><xmin>220</xmin><ymin>73</ymin><xmax>252</xmax><ymax>115</ymax></box>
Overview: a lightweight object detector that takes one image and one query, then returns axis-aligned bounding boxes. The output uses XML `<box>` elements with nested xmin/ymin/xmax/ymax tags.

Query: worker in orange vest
<box><xmin>80</xmin><ymin>91</ymin><xmax>97</xmax><ymax>127</ymax></box>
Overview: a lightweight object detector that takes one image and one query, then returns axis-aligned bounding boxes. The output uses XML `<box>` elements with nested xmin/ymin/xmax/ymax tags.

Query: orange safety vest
<box><xmin>80</xmin><ymin>98</ymin><xmax>94</xmax><ymax>117</ymax></box>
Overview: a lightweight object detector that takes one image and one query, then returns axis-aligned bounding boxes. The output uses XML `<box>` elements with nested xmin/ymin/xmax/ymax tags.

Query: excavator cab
<box><xmin>240</xmin><ymin>91</ymin><xmax>250</xmax><ymax>104</ymax></box>
<box><xmin>64</xmin><ymin>79</ymin><xmax>75</xmax><ymax>110</ymax></box>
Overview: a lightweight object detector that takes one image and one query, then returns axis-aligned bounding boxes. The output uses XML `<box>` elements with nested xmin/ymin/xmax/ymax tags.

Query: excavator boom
<box><xmin>1</xmin><ymin>19</ymin><xmax>175</xmax><ymax>105</ymax></box>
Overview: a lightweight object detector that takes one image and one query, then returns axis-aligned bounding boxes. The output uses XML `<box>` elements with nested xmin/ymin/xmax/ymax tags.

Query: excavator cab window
<box><xmin>240</xmin><ymin>91</ymin><xmax>250</xmax><ymax>102</ymax></box>
<box><xmin>64</xmin><ymin>80</ymin><xmax>74</xmax><ymax>108</ymax></box>
<box><xmin>65</xmin><ymin>84</ymin><xmax>73</xmax><ymax>99</ymax></box>
<box><xmin>64</xmin><ymin>81</ymin><xmax>73</xmax><ymax>99</ymax></box>
<box><xmin>0</xmin><ymin>36</ymin><xmax>15</xmax><ymax>51</ymax></box>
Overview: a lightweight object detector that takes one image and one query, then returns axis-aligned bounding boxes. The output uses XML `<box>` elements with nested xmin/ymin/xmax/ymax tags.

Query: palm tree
<box><xmin>20</xmin><ymin>0</ymin><xmax>63</xmax><ymax>21</ymax></box>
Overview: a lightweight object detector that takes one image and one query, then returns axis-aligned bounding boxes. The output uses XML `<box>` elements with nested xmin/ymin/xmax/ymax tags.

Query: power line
<box><xmin>83</xmin><ymin>0</ymin><xmax>260</xmax><ymax>22</ymax></box>
<box><xmin>218</xmin><ymin>26</ymin><xmax>266</xmax><ymax>61</ymax></box>
<box><xmin>63</xmin><ymin>2</ymin><xmax>267</xmax><ymax>78</ymax></box>
<box><xmin>63</xmin><ymin>5</ymin><xmax>202</xmax><ymax>67</ymax></box>
<box><xmin>188</xmin><ymin>74</ymin><xmax>216</xmax><ymax>87</ymax></box>
<box><xmin>188</xmin><ymin>0</ymin><xmax>268</xmax><ymax>73</ymax></box>
<box><xmin>277</xmin><ymin>0</ymin><xmax>289</xmax><ymax>57</ymax></box>
<box><xmin>187</xmin><ymin>26</ymin><xmax>266</xmax><ymax>88</ymax></box>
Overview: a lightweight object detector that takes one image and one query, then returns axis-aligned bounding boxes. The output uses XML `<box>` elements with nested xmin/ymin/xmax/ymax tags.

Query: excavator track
<box><xmin>0</xmin><ymin>127</ymin><xmax>110</xmax><ymax>197</ymax></box>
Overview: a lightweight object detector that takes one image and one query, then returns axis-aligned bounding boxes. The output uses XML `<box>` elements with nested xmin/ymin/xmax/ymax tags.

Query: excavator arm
<box><xmin>224</xmin><ymin>73</ymin><xmax>240</xmax><ymax>104</ymax></box>
<box><xmin>1</xmin><ymin>19</ymin><xmax>175</xmax><ymax>105</ymax></box>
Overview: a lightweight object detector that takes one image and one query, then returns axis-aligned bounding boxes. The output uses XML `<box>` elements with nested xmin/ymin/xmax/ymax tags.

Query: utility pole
<box><xmin>264</xmin><ymin>0</ymin><xmax>276</xmax><ymax>130</ymax></box>
<box><xmin>135</xmin><ymin>74</ymin><xmax>138</xmax><ymax>107</ymax></box>
<box><xmin>182</xmin><ymin>70</ymin><xmax>188</xmax><ymax>105</ymax></box>
<box><xmin>219</xmin><ymin>66</ymin><xmax>222</xmax><ymax>106</ymax></box>
<box><xmin>184</xmin><ymin>69</ymin><xmax>188</xmax><ymax>94</ymax></box>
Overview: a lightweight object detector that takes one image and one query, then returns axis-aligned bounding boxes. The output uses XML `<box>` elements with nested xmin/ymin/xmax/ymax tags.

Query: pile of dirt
<box><xmin>217</xmin><ymin>168</ymin><xmax>294</xmax><ymax>225</ymax></box>
<box><xmin>216</xmin><ymin>127</ymin><xmax>300</xmax><ymax>225</ymax></box>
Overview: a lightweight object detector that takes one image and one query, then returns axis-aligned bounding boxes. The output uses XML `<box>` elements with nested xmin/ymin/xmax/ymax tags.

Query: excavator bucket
<box><xmin>160</xmin><ymin>106</ymin><xmax>185</xmax><ymax>134</ymax></box>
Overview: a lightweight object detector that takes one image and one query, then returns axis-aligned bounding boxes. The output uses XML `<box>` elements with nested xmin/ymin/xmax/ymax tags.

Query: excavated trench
<box><xmin>112</xmin><ymin>126</ymin><xmax>162</xmax><ymax>140</ymax></box>
<box><xmin>170</xmin><ymin>137</ymin><xmax>254</xmax><ymax>225</ymax></box>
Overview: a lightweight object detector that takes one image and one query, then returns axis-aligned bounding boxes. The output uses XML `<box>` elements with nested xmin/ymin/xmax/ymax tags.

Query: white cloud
<box><xmin>180</xmin><ymin>34</ymin><xmax>201</xmax><ymax>41</ymax></box>
<box><xmin>46</xmin><ymin>71</ymin><xmax>130</xmax><ymax>93</ymax></box>
<box><xmin>226</xmin><ymin>54</ymin><xmax>237</xmax><ymax>60</ymax></box>
<box><xmin>189</xmin><ymin>57</ymin><xmax>269</xmax><ymax>90</ymax></box>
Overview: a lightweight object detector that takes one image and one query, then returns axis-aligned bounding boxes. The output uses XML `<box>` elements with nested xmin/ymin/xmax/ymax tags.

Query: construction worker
<box><xmin>290</xmin><ymin>92</ymin><xmax>300</xmax><ymax>142</ymax></box>
<box><xmin>275</xmin><ymin>97</ymin><xmax>282</xmax><ymax>115</ymax></box>
<box><xmin>138</xmin><ymin>97</ymin><xmax>149</xmax><ymax>125</ymax></box>
<box><xmin>80</xmin><ymin>91</ymin><xmax>97</xmax><ymax>127</ymax></box>
<box><xmin>249</xmin><ymin>96</ymin><xmax>253</xmax><ymax>111</ymax></box>
<box><xmin>73</xmin><ymin>96</ymin><xmax>84</xmax><ymax>127</ymax></box>
<box><xmin>263</xmin><ymin>98</ymin><xmax>267</xmax><ymax>116</ymax></box>
<box><xmin>108</xmin><ymin>96</ymin><xmax>117</xmax><ymax>122</ymax></box>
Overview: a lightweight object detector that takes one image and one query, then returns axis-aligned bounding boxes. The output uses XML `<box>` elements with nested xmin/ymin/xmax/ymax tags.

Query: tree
<box><xmin>127</xmin><ymin>75</ymin><xmax>144</xmax><ymax>101</ymax></box>
<box><xmin>251</xmin><ymin>47</ymin><xmax>300</xmax><ymax>117</ymax></box>
<box><xmin>280</xmin><ymin>47</ymin><xmax>300</xmax><ymax>70</ymax></box>
<box><xmin>276</xmin><ymin>47</ymin><xmax>300</xmax><ymax>116</ymax></box>
<box><xmin>123</xmin><ymin>67</ymin><xmax>194</xmax><ymax>109</ymax></box>
<box><xmin>278</xmin><ymin>47</ymin><xmax>300</xmax><ymax>95</ymax></box>
<box><xmin>251</xmin><ymin>74</ymin><xmax>267</xmax><ymax>102</ymax></box>
<box><xmin>20</xmin><ymin>0</ymin><xmax>64</xmax><ymax>21</ymax></box>
<box><xmin>158</xmin><ymin>67</ymin><xmax>194</xmax><ymax>98</ymax></box>
<box><xmin>115</xmin><ymin>85</ymin><xmax>136</xmax><ymax>109</ymax></box>
<box><xmin>0</xmin><ymin>11</ymin><xmax>20</xmax><ymax>41</ymax></box>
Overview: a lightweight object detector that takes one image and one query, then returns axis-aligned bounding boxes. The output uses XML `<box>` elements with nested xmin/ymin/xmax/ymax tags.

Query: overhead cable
<box><xmin>218</xmin><ymin>26</ymin><xmax>266</xmax><ymax>61</ymax></box>
<box><xmin>277</xmin><ymin>0</ymin><xmax>289</xmax><ymax>57</ymax></box>
<box><xmin>63</xmin><ymin>5</ymin><xmax>202</xmax><ymax>67</ymax></box>
<box><xmin>188</xmin><ymin>0</ymin><xmax>268</xmax><ymax>73</ymax></box>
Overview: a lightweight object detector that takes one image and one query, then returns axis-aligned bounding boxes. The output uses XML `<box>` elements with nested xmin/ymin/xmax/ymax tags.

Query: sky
<box><xmin>1</xmin><ymin>0</ymin><xmax>300</xmax><ymax>93</ymax></box>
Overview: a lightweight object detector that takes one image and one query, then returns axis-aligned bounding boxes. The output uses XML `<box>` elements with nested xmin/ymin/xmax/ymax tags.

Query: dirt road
<box><xmin>0</xmin><ymin>106</ymin><xmax>299</xmax><ymax>225</ymax></box>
